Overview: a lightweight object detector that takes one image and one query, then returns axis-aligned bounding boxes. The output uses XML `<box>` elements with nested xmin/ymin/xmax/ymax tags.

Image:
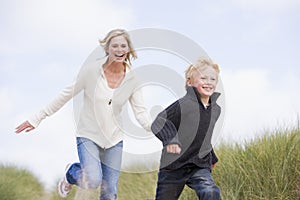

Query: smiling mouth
<box><xmin>115</xmin><ymin>54</ymin><xmax>125</xmax><ymax>58</ymax></box>
<box><xmin>203</xmin><ymin>86</ymin><xmax>213</xmax><ymax>91</ymax></box>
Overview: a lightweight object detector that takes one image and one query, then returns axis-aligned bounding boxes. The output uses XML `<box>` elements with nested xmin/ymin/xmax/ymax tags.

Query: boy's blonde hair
<box><xmin>185</xmin><ymin>58</ymin><xmax>220</xmax><ymax>83</ymax></box>
<box><xmin>99</xmin><ymin>29</ymin><xmax>137</xmax><ymax>67</ymax></box>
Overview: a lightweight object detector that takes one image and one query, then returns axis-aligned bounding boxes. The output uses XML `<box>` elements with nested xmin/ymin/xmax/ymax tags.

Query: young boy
<box><xmin>151</xmin><ymin>58</ymin><xmax>221</xmax><ymax>200</ymax></box>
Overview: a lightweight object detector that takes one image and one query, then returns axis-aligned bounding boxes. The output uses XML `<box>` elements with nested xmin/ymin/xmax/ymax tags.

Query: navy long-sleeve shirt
<box><xmin>151</xmin><ymin>86</ymin><xmax>221</xmax><ymax>170</ymax></box>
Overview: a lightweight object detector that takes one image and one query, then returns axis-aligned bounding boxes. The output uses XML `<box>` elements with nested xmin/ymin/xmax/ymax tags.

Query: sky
<box><xmin>1</xmin><ymin>0</ymin><xmax>300</xmax><ymax>190</ymax></box>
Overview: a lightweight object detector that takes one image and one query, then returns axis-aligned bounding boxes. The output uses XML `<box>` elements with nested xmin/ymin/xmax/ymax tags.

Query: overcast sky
<box><xmin>1</xmin><ymin>0</ymin><xmax>299</xmax><ymax>190</ymax></box>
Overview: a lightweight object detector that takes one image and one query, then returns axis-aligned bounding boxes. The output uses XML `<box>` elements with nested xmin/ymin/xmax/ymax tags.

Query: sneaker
<box><xmin>58</xmin><ymin>164</ymin><xmax>72</xmax><ymax>198</ymax></box>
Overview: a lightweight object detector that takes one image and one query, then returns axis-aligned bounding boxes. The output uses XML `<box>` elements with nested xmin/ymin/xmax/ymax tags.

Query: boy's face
<box><xmin>190</xmin><ymin>67</ymin><xmax>218</xmax><ymax>98</ymax></box>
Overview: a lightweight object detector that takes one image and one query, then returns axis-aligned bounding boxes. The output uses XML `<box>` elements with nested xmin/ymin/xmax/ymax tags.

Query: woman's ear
<box><xmin>104</xmin><ymin>47</ymin><xmax>109</xmax><ymax>55</ymax></box>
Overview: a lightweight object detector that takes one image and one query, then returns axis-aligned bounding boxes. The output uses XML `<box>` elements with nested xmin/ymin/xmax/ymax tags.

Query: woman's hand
<box><xmin>15</xmin><ymin>121</ymin><xmax>35</xmax><ymax>133</ymax></box>
<box><xmin>166</xmin><ymin>144</ymin><xmax>181</xmax><ymax>154</ymax></box>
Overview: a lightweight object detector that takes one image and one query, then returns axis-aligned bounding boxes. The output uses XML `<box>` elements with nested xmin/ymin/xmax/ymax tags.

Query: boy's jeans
<box><xmin>155</xmin><ymin>165</ymin><xmax>220</xmax><ymax>200</ymax></box>
<box><xmin>66</xmin><ymin>137</ymin><xmax>123</xmax><ymax>200</ymax></box>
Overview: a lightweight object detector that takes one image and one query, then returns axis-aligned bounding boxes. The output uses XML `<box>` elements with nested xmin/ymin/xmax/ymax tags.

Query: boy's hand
<box><xmin>166</xmin><ymin>144</ymin><xmax>181</xmax><ymax>154</ymax></box>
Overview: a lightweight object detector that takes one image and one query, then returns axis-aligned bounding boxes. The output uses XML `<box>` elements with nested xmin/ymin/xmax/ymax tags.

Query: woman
<box><xmin>15</xmin><ymin>29</ymin><xmax>152</xmax><ymax>199</ymax></box>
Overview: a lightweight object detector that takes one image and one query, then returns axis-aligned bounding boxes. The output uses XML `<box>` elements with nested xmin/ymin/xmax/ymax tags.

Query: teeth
<box><xmin>203</xmin><ymin>87</ymin><xmax>212</xmax><ymax>91</ymax></box>
<box><xmin>115</xmin><ymin>54</ymin><xmax>124</xmax><ymax>57</ymax></box>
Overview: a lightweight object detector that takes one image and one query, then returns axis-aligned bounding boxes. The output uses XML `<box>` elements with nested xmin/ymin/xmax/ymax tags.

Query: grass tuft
<box><xmin>0</xmin><ymin>165</ymin><xmax>44</xmax><ymax>200</ymax></box>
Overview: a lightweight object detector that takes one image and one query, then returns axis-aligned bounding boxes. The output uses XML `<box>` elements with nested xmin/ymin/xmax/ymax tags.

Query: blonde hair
<box><xmin>99</xmin><ymin>29</ymin><xmax>137</xmax><ymax>67</ymax></box>
<box><xmin>185</xmin><ymin>58</ymin><xmax>220</xmax><ymax>83</ymax></box>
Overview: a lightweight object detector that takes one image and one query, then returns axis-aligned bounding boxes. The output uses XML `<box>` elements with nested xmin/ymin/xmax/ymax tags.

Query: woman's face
<box><xmin>107</xmin><ymin>35</ymin><xmax>129</xmax><ymax>63</ymax></box>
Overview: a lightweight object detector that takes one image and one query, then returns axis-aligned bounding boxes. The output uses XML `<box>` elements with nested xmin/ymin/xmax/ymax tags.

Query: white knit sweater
<box><xmin>29</xmin><ymin>58</ymin><xmax>152</xmax><ymax>148</ymax></box>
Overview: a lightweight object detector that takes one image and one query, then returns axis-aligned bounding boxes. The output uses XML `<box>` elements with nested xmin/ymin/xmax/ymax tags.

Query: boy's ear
<box><xmin>186</xmin><ymin>78</ymin><xmax>192</xmax><ymax>86</ymax></box>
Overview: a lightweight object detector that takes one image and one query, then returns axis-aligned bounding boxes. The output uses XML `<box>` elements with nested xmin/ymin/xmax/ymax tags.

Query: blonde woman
<box><xmin>15</xmin><ymin>29</ymin><xmax>151</xmax><ymax>199</ymax></box>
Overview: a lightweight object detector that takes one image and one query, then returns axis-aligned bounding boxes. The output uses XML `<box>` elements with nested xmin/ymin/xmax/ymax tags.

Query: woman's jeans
<box><xmin>66</xmin><ymin>137</ymin><xmax>123</xmax><ymax>200</ymax></box>
<box><xmin>155</xmin><ymin>165</ymin><xmax>220</xmax><ymax>200</ymax></box>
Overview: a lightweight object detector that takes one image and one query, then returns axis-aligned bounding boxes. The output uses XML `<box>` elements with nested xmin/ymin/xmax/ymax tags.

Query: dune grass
<box><xmin>1</xmin><ymin>127</ymin><xmax>299</xmax><ymax>199</ymax></box>
<box><xmin>213</xmin><ymin>128</ymin><xmax>300</xmax><ymax>200</ymax></box>
<box><xmin>0</xmin><ymin>165</ymin><xmax>44</xmax><ymax>200</ymax></box>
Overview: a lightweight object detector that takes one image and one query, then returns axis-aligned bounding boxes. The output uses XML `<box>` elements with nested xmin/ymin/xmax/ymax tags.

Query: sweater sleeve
<box><xmin>129</xmin><ymin>88</ymin><xmax>152</xmax><ymax>132</ymax></box>
<box><xmin>151</xmin><ymin>101</ymin><xmax>181</xmax><ymax>146</ymax></box>
<box><xmin>28</xmin><ymin>67</ymin><xmax>87</xmax><ymax>128</ymax></box>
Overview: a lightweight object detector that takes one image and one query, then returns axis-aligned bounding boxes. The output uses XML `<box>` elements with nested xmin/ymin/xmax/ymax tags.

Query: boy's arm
<box><xmin>211</xmin><ymin>148</ymin><xmax>219</xmax><ymax>169</ymax></box>
<box><xmin>211</xmin><ymin>148</ymin><xmax>219</xmax><ymax>164</ymax></box>
<box><xmin>151</xmin><ymin>101</ymin><xmax>181</xmax><ymax>147</ymax></box>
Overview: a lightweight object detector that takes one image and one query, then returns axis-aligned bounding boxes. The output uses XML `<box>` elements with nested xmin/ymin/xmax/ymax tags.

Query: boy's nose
<box><xmin>204</xmin><ymin>79</ymin><xmax>210</xmax><ymax>84</ymax></box>
<box><xmin>205</xmin><ymin>79</ymin><xmax>214</xmax><ymax>84</ymax></box>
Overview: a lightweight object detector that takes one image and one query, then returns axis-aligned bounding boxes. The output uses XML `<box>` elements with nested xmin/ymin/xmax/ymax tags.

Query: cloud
<box><xmin>230</xmin><ymin>0</ymin><xmax>300</xmax><ymax>13</ymax></box>
<box><xmin>0</xmin><ymin>88</ymin><xmax>14</xmax><ymax>115</ymax></box>
<box><xmin>0</xmin><ymin>0</ymin><xmax>135</xmax><ymax>55</ymax></box>
<box><xmin>221</xmin><ymin>67</ymin><xmax>300</xmax><ymax>143</ymax></box>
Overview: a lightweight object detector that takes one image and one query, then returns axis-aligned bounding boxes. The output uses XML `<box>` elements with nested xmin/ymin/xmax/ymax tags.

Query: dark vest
<box><xmin>158</xmin><ymin>86</ymin><xmax>221</xmax><ymax>170</ymax></box>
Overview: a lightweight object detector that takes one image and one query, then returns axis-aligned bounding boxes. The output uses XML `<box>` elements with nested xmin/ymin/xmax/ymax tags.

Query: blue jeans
<box><xmin>155</xmin><ymin>165</ymin><xmax>220</xmax><ymax>200</ymax></box>
<box><xmin>66</xmin><ymin>137</ymin><xmax>123</xmax><ymax>200</ymax></box>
